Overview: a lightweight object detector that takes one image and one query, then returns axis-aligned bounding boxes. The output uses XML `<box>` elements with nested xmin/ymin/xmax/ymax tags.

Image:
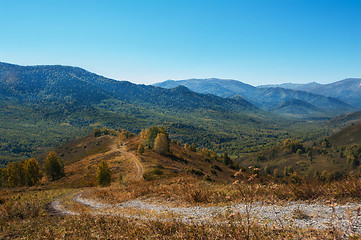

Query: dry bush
<box><xmin>331</xmin><ymin>177</ymin><xmax>361</xmax><ymax>200</ymax></box>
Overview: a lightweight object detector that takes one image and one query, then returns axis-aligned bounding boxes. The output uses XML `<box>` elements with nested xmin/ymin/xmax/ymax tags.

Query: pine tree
<box><xmin>96</xmin><ymin>160</ymin><xmax>111</xmax><ymax>187</ymax></box>
<box><xmin>190</xmin><ymin>143</ymin><xmax>197</xmax><ymax>152</ymax></box>
<box><xmin>154</xmin><ymin>133</ymin><xmax>169</xmax><ymax>155</ymax></box>
<box><xmin>93</xmin><ymin>127</ymin><xmax>101</xmax><ymax>137</ymax></box>
<box><xmin>138</xmin><ymin>143</ymin><xmax>145</xmax><ymax>155</ymax></box>
<box><xmin>44</xmin><ymin>152</ymin><xmax>65</xmax><ymax>181</ymax></box>
<box><xmin>223</xmin><ymin>152</ymin><xmax>233</xmax><ymax>165</ymax></box>
<box><xmin>0</xmin><ymin>168</ymin><xmax>8</xmax><ymax>187</ymax></box>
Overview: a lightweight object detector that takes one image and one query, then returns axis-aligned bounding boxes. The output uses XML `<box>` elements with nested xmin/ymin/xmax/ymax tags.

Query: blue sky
<box><xmin>0</xmin><ymin>0</ymin><xmax>360</xmax><ymax>85</ymax></box>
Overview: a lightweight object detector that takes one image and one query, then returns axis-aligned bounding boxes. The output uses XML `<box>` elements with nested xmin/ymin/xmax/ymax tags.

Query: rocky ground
<box><xmin>50</xmin><ymin>191</ymin><xmax>361</xmax><ymax>236</ymax></box>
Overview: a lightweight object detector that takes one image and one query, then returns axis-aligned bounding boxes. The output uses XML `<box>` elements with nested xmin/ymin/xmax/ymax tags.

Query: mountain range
<box><xmin>1</xmin><ymin>62</ymin><xmax>306</xmax><ymax>165</ymax></box>
<box><xmin>259</xmin><ymin>78</ymin><xmax>361</xmax><ymax>108</ymax></box>
<box><xmin>1</xmin><ymin>61</ymin><xmax>358</xmax><ymax>166</ymax></box>
<box><xmin>154</xmin><ymin>78</ymin><xmax>360</xmax><ymax>118</ymax></box>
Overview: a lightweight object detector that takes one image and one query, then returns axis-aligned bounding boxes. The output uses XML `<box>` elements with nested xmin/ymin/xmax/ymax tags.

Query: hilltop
<box><xmin>40</xmin><ymin>128</ymin><xmax>236</xmax><ymax>188</ymax></box>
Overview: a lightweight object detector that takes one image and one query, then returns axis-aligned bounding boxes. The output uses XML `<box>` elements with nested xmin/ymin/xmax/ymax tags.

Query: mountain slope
<box><xmin>156</xmin><ymin>78</ymin><xmax>255</xmax><ymax>98</ymax></box>
<box><xmin>328</xmin><ymin>111</ymin><xmax>361</xmax><ymax>130</ymax></box>
<box><xmin>328</xmin><ymin>122</ymin><xmax>361</xmax><ymax>146</ymax></box>
<box><xmin>271</xmin><ymin>99</ymin><xmax>324</xmax><ymax>119</ymax></box>
<box><xmin>0</xmin><ymin>62</ymin><xmax>257</xmax><ymax>112</ymax></box>
<box><xmin>154</xmin><ymin>78</ymin><xmax>353</xmax><ymax>116</ymax></box>
<box><xmin>1</xmin><ymin>62</ymin><xmax>309</xmax><ymax>164</ymax></box>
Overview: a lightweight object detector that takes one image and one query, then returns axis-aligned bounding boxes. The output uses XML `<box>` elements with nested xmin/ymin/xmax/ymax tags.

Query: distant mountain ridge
<box><xmin>0</xmin><ymin>62</ymin><xmax>257</xmax><ymax>113</ymax></box>
<box><xmin>258</xmin><ymin>78</ymin><xmax>361</xmax><ymax>108</ymax></box>
<box><xmin>154</xmin><ymin>78</ymin><xmax>354</xmax><ymax>118</ymax></box>
<box><xmin>259</xmin><ymin>82</ymin><xmax>322</xmax><ymax>91</ymax></box>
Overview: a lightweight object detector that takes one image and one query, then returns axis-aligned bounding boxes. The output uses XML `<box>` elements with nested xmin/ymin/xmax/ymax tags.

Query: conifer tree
<box><xmin>138</xmin><ymin>143</ymin><xmax>145</xmax><ymax>155</ymax></box>
<box><xmin>44</xmin><ymin>152</ymin><xmax>65</xmax><ymax>181</ymax></box>
<box><xmin>93</xmin><ymin>127</ymin><xmax>101</xmax><ymax>137</ymax></box>
<box><xmin>0</xmin><ymin>168</ymin><xmax>8</xmax><ymax>187</ymax></box>
<box><xmin>190</xmin><ymin>143</ymin><xmax>197</xmax><ymax>152</ymax></box>
<box><xmin>96</xmin><ymin>160</ymin><xmax>111</xmax><ymax>187</ymax></box>
<box><xmin>223</xmin><ymin>152</ymin><xmax>233</xmax><ymax>166</ymax></box>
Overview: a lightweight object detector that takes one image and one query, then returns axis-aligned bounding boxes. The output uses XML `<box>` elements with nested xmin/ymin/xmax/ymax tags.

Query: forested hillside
<box><xmin>0</xmin><ymin>62</ymin><xmax>329</xmax><ymax>166</ymax></box>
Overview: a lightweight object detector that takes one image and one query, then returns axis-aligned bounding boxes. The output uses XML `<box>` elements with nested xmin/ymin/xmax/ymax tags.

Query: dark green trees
<box><xmin>145</xmin><ymin>126</ymin><xmax>168</xmax><ymax>149</ymax></box>
<box><xmin>44</xmin><ymin>152</ymin><xmax>65</xmax><ymax>181</ymax></box>
<box><xmin>96</xmin><ymin>160</ymin><xmax>111</xmax><ymax>187</ymax></box>
<box><xmin>283</xmin><ymin>139</ymin><xmax>304</xmax><ymax>153</ymax></box>
<box><xmin>94</xmin><ymin>127</ymin><xmax>102</xmax><ymax>137</ymax></box>
<box><xmin>223</xmin><ymin>152</ymin><xmax>233</xmax><ymax>165</ymax></box>
<box><xmin>138</xmin><ymin>143</ymin><xmax>145</xmax><ymax>155</ymax></box>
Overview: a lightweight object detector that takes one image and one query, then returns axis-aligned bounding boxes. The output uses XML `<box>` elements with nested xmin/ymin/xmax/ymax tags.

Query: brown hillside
<box><xmin>329</xmin><ymin>111</ymin><xmax>361</xmax><ymax>128</ymax></box>
<box><xmin>328</xmin><ymin>122</ymin><xmax>361</xmax><ymax>146</ymax></box>
<box><xmin>43</xmin><ymin>131</ymin><xmax>236</xmax><ymax>188</ymax></box>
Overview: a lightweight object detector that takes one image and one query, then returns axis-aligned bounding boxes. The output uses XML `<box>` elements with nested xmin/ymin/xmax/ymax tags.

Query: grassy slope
<box><xmin>328</xmin><ymin>122</ymin><xmax>361</xmax><ymax>146</ymax></box>
<box><xmin>42</xmin><ymin>132</ymin><xmax>236</xmax><ymax>189</ymax></box>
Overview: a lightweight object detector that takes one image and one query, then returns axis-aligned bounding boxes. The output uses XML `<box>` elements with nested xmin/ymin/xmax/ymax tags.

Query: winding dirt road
<box><xmin>81</xmin><ymin>140</ymin><xmax>144</xmax><ymax>181</ymax></box>
<box><xmin>48</xmin><ymin>140</ymin><xmax>361</xmax><ymax>236</ymax></box>
<box><xmin>118</xmin><ymin>146</ymin><xmax>144</xmax><ymax>181</ymax></box>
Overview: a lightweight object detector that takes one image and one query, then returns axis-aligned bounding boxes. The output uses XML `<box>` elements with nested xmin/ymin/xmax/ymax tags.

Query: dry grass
<box><xmin>86</xmin><ymin>176</ymin><xmax>241</xmax><ymax>207</ymax></box>
<box><xmin>1</xmin><ymin>177</ymin><xmax>361</xmax><ymax>239</ymax></box>
<box><xmin>85</xmin><ymin>175</ymin><xmax>361</xmax><ymax>208</ymax></box>
<box><xmin>1</xmin><ymin>213</ymin><xmax>339</xmax><ymax>239</ymax></box>
<box><xmin>0</xmin><ymin>187</ymin><xmax>73</xmax><ymax>224</ymax></box>
<box><xmin>2</xmin><ymin>132</ymin><xmax>361</xmax><ymax>239</ymax></box>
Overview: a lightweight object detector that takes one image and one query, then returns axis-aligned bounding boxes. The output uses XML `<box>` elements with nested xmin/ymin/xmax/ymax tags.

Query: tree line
<box><xmin>0</xmin><ymin>151</ymin><xmax>64</xmax><ymax>187</ymax></box>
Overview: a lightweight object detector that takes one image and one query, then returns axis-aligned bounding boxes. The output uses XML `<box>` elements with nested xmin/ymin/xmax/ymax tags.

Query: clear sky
<box><xmin>0</xmin><ymin>0</ymin><xmax>360</xmax><ymax>85</ymax></box>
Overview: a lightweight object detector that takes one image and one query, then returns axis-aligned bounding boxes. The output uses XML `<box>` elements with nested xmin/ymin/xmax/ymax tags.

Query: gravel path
<box><xmin>50</xmin><ymin>192</ymin><xmax>361</xmax><ymax>236</ymax></box>
<box><xmin>48</xmin><ymin>139</ymin><xmax>360</xmax><ymax>235</ymax></box>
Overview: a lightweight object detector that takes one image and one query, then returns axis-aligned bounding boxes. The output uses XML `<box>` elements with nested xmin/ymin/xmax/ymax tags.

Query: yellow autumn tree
<box><xmin>154</xmin><ymin>133</ymin><xmax>169</xmax><ymax>155</ymax></box>
<box><xmin>25</xmin><ymin>158</ymin><xmax>43</xmax><ymax>186</ymax></box>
